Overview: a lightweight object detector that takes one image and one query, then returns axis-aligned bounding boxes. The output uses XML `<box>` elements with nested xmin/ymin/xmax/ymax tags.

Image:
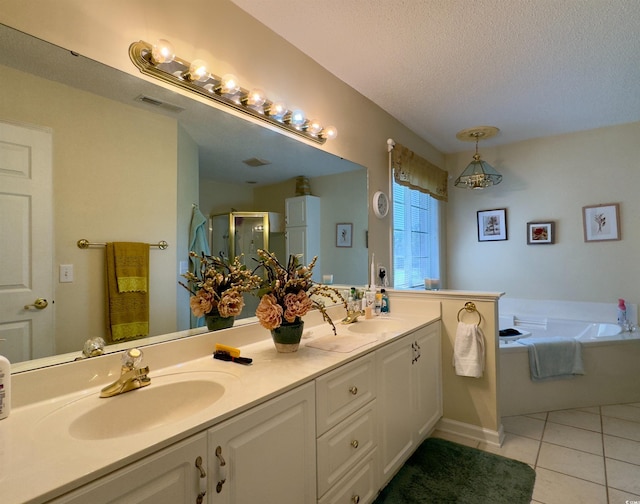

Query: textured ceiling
<box><xmin>231</xmin><ymin>0</ymin><xmax>640</xmax><ymax>153</ymax></box>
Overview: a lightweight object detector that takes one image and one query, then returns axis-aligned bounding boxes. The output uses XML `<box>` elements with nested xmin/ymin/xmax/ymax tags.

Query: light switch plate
<box><xmin>59</xmin><ymin>264</ymin><xmax>74</xmax><ymax>283</ymax></box>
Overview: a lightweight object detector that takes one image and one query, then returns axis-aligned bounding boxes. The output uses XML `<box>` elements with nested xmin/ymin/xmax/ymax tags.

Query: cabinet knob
<box><xmin>349</xmin><ymin>386</ymin><xmax>358</xmax><ymax>395</ymax></box>
<box><xmin>350</xmin><ymin>439</ymin><xmax>359</xmax><ymax>449</ymax></box>
<box><xmin>351</xmin><ymin>495</ymin><xmax>360</xmax><ymax>503</ymax></box>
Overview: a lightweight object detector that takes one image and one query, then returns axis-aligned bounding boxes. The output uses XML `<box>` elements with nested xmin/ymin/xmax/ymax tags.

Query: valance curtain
<box><xmin>390</xmin><ymin>142</ymin><xmax>448</xmax><ymax>202</ymax></box>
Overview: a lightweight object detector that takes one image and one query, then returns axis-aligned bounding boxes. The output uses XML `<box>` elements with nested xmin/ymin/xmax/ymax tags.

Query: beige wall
<box><xmin>446</xmin><ymin>122</ymin><xmax>640</xmax><ymax>306</ymax></box>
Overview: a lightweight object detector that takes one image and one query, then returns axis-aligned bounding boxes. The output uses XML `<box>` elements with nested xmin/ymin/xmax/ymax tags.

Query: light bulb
<box><xmin>151</xmin><ymin>39</ymin><xmax>175</xmax><ymax>64</ymax></box>
<box><xmin>220</xmin><ymin>74</ymin><xmax>240</xmax><ymax>95</ymax></box>
<box><xmin>289</xmin><ymin>109</ymin><xmax>306</xmax><ymax>128</ymax></box>
<box><xmin>307</xmin><ymin>119</ymin><xmax>323</xmax><ymax>136</ymax></box>
<box><xmin>186</xmin><ymin>59</ymin><xmax>210</xmax><ymax>82</ymax></box>
<box><xmin>267</xmin><ymin>101</ymin><xmax>287</xmax><ymax>121</ymax></box>
<box><xmin>321</xmin><ymin>125</ymin><xmax>338</xmax><ymax>140</ymax></box>
<box><xmin>245</xmin><ymin>88</ymin><xmax>266</xmax><ymax>108</ymax></box>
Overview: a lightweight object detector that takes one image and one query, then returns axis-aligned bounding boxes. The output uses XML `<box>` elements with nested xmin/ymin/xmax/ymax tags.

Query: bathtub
<box><xmin>498</xmin><ymin>317</ymin><xmax>631</xmax><ymax>348</ymax></box>
<box><xmin>498</xmin><ymin>304</ymin><xmax>640</xmax><ymax>416</ymax></box>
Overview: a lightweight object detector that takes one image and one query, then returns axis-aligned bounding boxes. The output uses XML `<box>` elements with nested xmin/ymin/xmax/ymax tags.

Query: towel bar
<box><xmin>77</xmin><ymin>239</ymin><xmax>168</xmax><ymax>249</ymax></box>
<box><xmin>457</xmin><ymin>301</ymin><xmax>482</xmax><ymax>325</ymax></box>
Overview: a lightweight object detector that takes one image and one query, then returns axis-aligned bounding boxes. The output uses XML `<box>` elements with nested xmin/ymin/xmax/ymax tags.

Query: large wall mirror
<box><xmin>0</xmin><ymin>24</ymin><xmax>368</xmax><ymax>372</ymax></box>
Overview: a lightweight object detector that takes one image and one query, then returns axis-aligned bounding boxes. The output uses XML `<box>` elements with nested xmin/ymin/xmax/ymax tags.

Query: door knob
<box><xmin>24</xmin><ymin>298</ymin><xmax>48</xmax><ymax>310</ymax></box>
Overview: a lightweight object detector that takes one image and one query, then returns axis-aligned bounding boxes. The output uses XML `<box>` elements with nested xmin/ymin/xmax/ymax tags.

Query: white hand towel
<box><xmin>453</xmin><ymin>322</ymin><xmax>485</xmax><ymax>378</ymax></box>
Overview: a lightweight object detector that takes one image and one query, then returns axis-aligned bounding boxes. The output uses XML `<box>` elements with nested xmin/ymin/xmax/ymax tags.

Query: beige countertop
<box><xmin>1</xmin><ymin>299</ymin><xmax>440</xmax><ymax>504</ymax></box>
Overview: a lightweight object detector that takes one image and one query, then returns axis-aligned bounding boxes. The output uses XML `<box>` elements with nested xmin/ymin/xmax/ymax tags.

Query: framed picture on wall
<box><xmin>583</xmin><ymin>203</ymin><xmax>620</xmax><ymax>242</ymax></box>
<box><xmin>336</xmin><ymin>223</ymin><xmax>353</xmax><ymax>247</ymax></box>
<box><xmin>527</xmin><ymin>221</ymin><xmax>555</xmax><ymax>244</ymax></box>
<box><xmin>477</xmin><ymin>208</ymin><xmax>507</xmax><ymax>241</ymax></box>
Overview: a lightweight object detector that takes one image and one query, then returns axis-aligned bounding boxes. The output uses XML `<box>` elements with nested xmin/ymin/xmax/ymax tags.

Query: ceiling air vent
<box><xmin>242</xmin><ymin>158</ymin><xmax>271</xmax><ymax>167</ymax></box>
<box><xmin>135</xmin><ymin>95</ymin><xmax>185</xmax><ymax>113</ymax></box>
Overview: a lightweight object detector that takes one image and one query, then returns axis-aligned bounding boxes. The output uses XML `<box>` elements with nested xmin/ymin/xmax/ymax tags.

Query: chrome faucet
<box><xmin>100</xmin><ymin>348</ymin><xmax>151</xmax><ymax>398</ymax></box>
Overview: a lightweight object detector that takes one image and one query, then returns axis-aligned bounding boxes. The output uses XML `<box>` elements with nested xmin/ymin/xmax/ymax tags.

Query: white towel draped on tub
<box><xmin>453</xmin><ymin>322</ymin><xmax>485</xmax><ymax>378</ymax></box>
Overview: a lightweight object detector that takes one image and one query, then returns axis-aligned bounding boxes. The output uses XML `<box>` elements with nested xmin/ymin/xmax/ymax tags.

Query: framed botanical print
<box><xmin>477</xmin><ymin>208</ymin><xmax>507</xmax><ymax>241</ymax></box>
<box><xmin>582</xmin><ymin>203</ymin><xmax>620</xmax><ymax>242</ymax></box>
<box><xmin>336</xmin><ymin>223</ymin><xmax>353</xmax><ymax>247</ymax></box>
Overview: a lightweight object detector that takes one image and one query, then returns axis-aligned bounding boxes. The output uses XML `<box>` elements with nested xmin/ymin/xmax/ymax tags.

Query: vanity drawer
<box><xmin>318</xmin><ymin>448</ymin><xmax>379</xmax><ymax>504</ymax></box>
<box><xmin>316</xmin><ymin>353</ymin><xmax>376</xmax><ymax>435</ymax></box>
<box><xmin>317</xmin><ymin>400</ymin><xmax>377</xmax><ymax>497</ymax></box>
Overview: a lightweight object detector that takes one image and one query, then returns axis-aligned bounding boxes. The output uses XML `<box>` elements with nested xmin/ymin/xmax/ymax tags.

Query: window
<box><xmin>392</xmin><ymin>174</ymin><xmax>440</xmax><ymax>289</ymax></box>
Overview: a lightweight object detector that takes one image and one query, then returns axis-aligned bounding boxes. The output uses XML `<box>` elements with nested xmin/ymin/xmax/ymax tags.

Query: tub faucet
<box><xmin>100</xmin><ymin>348</ymin><xmax>151</xmax><ymax>398</ymax></box>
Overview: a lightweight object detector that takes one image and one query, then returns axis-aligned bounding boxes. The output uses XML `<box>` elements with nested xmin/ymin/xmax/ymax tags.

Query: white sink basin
<box><xmin>38</xmin><ymin>372</ymin><xmax>233</xmax><ymax>441</ymax></box>
<box><xmin>347</xmin><ymin>318</ymin><xmax>405</xmax><ymax>334</ymax></box>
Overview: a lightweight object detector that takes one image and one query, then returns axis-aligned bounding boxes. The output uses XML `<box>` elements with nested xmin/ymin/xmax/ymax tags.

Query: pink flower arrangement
<box><xmin>181</xmin><ymin>253</ymin><xmax>261</xmax><ymax>319</ymax></box>
<box><xmin>254</xmin><ymin>250</ymin><xmax>345</xmax><ymax>334</ymax></box>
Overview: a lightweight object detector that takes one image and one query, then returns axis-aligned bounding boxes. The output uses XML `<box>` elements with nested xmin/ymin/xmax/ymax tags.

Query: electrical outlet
<box><xmin>59</xmin><ymin>264</ymin><xmax>74</xmax><ymax>283</ymax></box>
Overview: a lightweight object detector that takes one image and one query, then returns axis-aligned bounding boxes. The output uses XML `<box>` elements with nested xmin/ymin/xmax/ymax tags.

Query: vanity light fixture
<box><xmin>454</xmin><ymin>126</ymin><xmax>502</xmax><ymax>189</ymax></box>
<box><xmin>129</xmin><ymin>39</ymin><xmax>337</xmax><ymax>144</ymax></box>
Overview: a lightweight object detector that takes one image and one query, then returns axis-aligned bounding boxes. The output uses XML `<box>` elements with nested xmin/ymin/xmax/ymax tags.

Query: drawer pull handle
<box><xmin>352</xmin><ymin>495</ymin><xmax>360</xmax><ymax>503</ymax></box>
<box><xmin>351</xmin><ymin>439</ymin><xmax>359</xmax><ymax>449</ymax></box>
<box><xmin>215</xmin><ymin>446</ymin><xmax>227</xmax><ymax>467</ymax></box>
<box><xmin>195</xmin><ymin>456</ymin><xmax>206</xmax><ymax>478</ymax></box>
<box><xmin>195</xmin><ymin>456</ymin><xmax>207</xmax><ymax>502</ymax></box>
<box><xmin>349</xmin><ymin>386</ymin><xmax>358</xmax><ymax>395</ymax></box>
<box><xmin>215</xmin><ymin>446</ymin><xmax>227</xmax><ymax>493</ymax></box>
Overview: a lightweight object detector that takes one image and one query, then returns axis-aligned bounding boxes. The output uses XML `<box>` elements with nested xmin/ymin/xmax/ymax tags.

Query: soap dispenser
<box><xmin>0</xmin><ymin>340</ymin><xmax>10</xmax><ymax>420</ymax></box>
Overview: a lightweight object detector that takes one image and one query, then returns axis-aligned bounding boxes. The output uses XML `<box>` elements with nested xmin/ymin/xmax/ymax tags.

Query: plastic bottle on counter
<box><xmin>381</xmin><ymin>289</ymin><xmax>390</xmax><ymax>315</ymax></box>
<box><xmin>617</xmin><ymin>298</ymin><xmax>627</xmax><ymax>326</ymax></box>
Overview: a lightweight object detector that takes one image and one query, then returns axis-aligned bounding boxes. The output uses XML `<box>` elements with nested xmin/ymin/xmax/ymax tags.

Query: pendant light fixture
<box><xmin>454</xmin><ymin>126</ymin><xmax>502</xmax><ymax>189</ymax></box>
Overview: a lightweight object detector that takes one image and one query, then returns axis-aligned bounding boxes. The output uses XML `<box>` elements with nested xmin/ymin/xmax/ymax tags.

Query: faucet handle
<box><xmin>122</xmin><ymin>348</ymin><xmax>144</xmax><ymax>368</ymax></box>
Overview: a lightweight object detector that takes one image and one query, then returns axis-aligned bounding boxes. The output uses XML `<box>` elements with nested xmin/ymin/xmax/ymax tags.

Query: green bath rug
<box><xmin>374</xmin><ymin>437</ymin><xmax>536</xmax><ymax>504</ymax></box>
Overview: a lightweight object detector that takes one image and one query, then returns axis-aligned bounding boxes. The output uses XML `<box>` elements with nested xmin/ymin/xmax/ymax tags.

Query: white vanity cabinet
<box><xmin>49</xmin><ymin>433</ymin><xmax>208</xmax><ymax>504</ymax></box>
<box><xmin>285</xmin><ymin>195</ymin><xmax>320</xmax><ymax>281</ymax></box>
<box><xmin>376</xmin><ymin>322</ymin><xmax>442</xmax><ymax>485</ymax></box>
<box><xmin>207</xmin><ymin>382</ymin><xmax>316</xmax><ymax>504</ymax></box>
<box><xmin>315</xmin><ymin>353</ymin><xmax>379</xmax><ymax>504</ymax></box>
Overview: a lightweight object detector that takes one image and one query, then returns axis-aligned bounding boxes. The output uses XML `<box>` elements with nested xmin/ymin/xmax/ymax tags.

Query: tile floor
<box><xmin>436</xmin><ymin>402</ymin><xmax>640</xmax><ymax>504</ymax></box>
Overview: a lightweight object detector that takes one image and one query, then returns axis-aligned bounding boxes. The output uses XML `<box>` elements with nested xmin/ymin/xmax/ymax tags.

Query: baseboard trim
<box><xmin>434</xmin><ymin>417</ymin><xmax>505</xmax><ymax>447</ymax></box>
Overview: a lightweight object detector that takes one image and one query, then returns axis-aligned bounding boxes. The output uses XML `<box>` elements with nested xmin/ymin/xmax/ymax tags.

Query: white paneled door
<box><xmin>0</xmin><ymin>120</ymin><xmax>53</xmax><ymax>363</ymax></box>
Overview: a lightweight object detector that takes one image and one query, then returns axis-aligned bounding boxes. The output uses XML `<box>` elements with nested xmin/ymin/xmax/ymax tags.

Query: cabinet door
<box><xmin>376</xmin><ymin>335</ymin><xmax>414</xmax><ymax>483</ymax></box>
<box><xmin>50</xmin><ymin>433</ymin><xmax>207</xmax><ymax>504</ymax></box>
<box><xmin>414</xmin><ymin>324</ymin><xmax>442</xmax><ymax>442</ymax></box>
<box><xmin>285</xmin><ymin>226</ymin><xmax>308</xmax><ymax>263</ymax></box>
<box><xmin>285</xmin><ymin>195</ymin><xmax>320</xmax><ymax>228</ymax></box>
<box><xmin>208</xmin><ymin>382</ymin><xmax>316</xmax><ymax>504</ymax></box>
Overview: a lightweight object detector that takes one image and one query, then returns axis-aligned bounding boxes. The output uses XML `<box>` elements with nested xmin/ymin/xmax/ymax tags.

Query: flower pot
<box><xmin>205</xmin><ymin>313</ymin><xmax>235</xmax><ymax>331</ymax></box>
<box><xmin>270</xmin><ymin>320</ymin><xmax>304</xmax><ymax>353</ymax></box>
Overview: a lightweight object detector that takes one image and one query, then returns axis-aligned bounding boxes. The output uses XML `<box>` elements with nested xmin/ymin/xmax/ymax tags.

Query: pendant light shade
<box><xmin>454</xmin><ymin>126</ymin><xmax>502</xmax><ymax>189</ymax></box>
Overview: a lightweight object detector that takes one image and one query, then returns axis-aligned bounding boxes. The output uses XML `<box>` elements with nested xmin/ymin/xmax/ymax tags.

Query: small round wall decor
<box><xmin>373</xmin><ymin>191</ymin><xmax>389</xmax><ymax>218</ymax></box>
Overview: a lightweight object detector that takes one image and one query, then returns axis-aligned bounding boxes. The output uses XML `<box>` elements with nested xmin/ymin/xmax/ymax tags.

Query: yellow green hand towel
<box><xmin>113</xmin><ymin>242</ymin><xmax>149</xmax><ymax>293</ymax></box>
<box><xmin>105</xmin><ymin>242</ymin><xmax>149</xmax><ymax>342</ymax></box>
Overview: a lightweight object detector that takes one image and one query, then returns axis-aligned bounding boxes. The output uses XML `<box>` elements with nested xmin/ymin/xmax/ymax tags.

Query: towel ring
<box><xmin>457</xmin><ymin>301</ymin><xmax>481</xmax><ymax>326</ymax></box>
